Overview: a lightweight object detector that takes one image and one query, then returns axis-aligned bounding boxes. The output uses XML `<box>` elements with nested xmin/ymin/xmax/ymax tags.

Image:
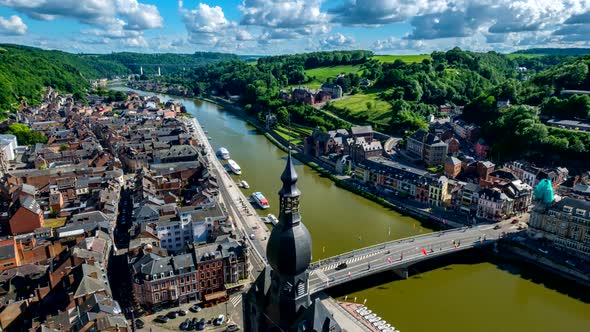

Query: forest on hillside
<box><xmin>0</xmin><ymin>44</ymin><xmax>237</xmax><ymax>116</ymax></box>
<box><xmin>172</xmin><ymin>47</ymin><xmax>589</xmax><ymax>168</ymax></box>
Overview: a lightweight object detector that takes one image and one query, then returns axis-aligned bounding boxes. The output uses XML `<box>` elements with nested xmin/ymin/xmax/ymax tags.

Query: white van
<box><xmin>215</xmin><ymin>314</ymin><xmax>225</xmax><ymax>326</ymax></box>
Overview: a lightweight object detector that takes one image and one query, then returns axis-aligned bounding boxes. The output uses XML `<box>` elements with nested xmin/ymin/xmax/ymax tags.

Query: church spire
<box><xmin>278</xmin><ymin>150</ymin><xmax>301</xmax><ymax>225</ymax></box>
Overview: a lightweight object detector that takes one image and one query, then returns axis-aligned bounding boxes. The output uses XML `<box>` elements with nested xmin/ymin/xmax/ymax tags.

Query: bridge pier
<box><xmin>392</xmin><ymin>267</ymin><xmax>409</xmax><ymax>279</ymax></box>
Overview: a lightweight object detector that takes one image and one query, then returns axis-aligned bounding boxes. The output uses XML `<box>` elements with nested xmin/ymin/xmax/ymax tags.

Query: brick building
<box><xmin>9</xmin><ymin>197</ymin><xmax>44</xmax><ymax>235</ymax></box>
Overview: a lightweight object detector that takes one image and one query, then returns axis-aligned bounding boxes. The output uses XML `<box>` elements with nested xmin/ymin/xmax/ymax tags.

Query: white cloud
<box><xmin>239</xmin><ymin>0</ymin><xmax>330</xmax><ymax>40</ymax></box>
<box><xmin>319</xmin><ymin>33</ymin><xmax>355</xmax><ymax>49</ymax></box>
<box><xmin>0</xmin><ymin>15</ymin><xmax>27</xmax><ymax>35</ymax></box>
<box><xmin>240</xmin><ymin>0</ymin><xmax>327</xmax><ymax>28</ymax></box>
<box><xmin>0</xmin><ymin>0</ymin><xmax>163</xmax><ymax>29</ymax></box>
<box><xmin>329</xmin><ymin>0</ymin><xmax>451</xmax><ymax>26</ymax></box>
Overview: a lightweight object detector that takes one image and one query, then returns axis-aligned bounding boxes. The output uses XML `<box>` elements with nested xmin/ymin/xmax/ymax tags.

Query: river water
<box><xmin>113</xmin><ymin>87</ymin><xmax>590</xmax><ymax>332</ymax></box>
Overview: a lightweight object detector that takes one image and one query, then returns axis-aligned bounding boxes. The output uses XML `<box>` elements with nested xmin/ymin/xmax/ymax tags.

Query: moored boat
<box><xmin>267</xmin><ymin>214</ymin><xmax>278</xmax><ymax>226</ymax></box>
<box><xmin>251</xmin><ymin>192</ymin><xmax>270</xmax><ymax>209</ymax></box>
<box><xmin>240</xmin><ymin>180</ymin><xmax>250</xmax><ymax>189</ymax></box>
<box><xmin>216</xmin><ymin>147</ymin><xmax>230</xmax><ymax>160</ymax></box>
<box><xmin>227</xmin><ymin>159</ymin><xmax>241</xmax><ymax>175</ymax></box>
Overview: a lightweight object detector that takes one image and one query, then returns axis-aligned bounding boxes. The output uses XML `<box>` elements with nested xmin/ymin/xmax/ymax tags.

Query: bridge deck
<box><xmin>309</xmin><ymin>225</ymin><xmax>507</xmax><ymax>293</ymax></box>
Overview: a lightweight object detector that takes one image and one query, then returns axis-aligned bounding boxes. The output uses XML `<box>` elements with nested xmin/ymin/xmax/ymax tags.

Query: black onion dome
<box><xmin>266</xmin><ymin>222</ymin><xmax>312</xmax><ymax>276</ymax></box>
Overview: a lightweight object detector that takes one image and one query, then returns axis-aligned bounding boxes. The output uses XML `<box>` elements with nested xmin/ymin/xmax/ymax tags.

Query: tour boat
<box><xmin>217</xmin><ymin>147</ymin><xmax>230</xmax><ymax>160</ymax></box>
<box><xmin>239</xmin><ymin>180</ymin><xmax>250</xmax><ymax>189</ymax></box>
<box><xmin>267</xmin><ymin>214</ymin><xmax>278</xmax><ymax>226</ymax></box>
<box><xmin>251</xmin><ymin>192</ymin><xmax>270</xmax><ymax>209</ymax></box>
<box><xmin>227</xmin><ymin>159</ymin><xmax>241</xmax><ymax>175</ymax></box>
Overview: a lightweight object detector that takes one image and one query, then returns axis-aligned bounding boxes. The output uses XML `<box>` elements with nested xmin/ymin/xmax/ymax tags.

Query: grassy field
<box><xmin>273</xmin><ymin>124</ymin><xmax>313</xmax><ymax>145</ymax></box>
<box><xmin>506</xmin><ymin>53</ymin><xmax>545</xmax><ymax>59</ymax></box>
<box><xmin>300</xmin><ymin>64</ymin><xmax>363</xmax><ymax>89</ymax></box>
<box><xmin>372</xmin><ymin>55</ymin><xmax>430</xmax><ymax>63</ymax></box>
<box><xmin>331</xmin><ymin>89</ymin><xmax>392</xmax><ymax>125</ymax></box>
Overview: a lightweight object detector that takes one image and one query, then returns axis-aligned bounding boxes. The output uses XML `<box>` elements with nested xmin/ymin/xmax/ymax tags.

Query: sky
<box><xmin>0</xmin><ymin>0</ymin><xmax>590</xmax><ymax>55</ymax></box>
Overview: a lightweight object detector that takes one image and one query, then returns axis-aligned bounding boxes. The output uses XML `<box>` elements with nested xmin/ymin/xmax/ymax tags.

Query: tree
<box><xmin>5</xmin><ymin>123</ymin><xmax>48</xmax><ymax>146</ymax></box>
<box><xmin>276</xmin><ymin>106</ymin><xmax>289</xmax><ymax>124</ymax></box>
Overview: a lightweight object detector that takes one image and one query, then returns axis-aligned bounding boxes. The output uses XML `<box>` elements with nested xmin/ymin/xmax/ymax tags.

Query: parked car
<box><xmin>493</xmin><ymin>225</ymin><xmax>501</xmax><ymax>230</ymax></box>
<box><xmin>134</xmin><ymin>319</ymin><xmax>145</xmax><ymax>329</ymax></box>
<box><xmin>155</xmin><ymin>315</ymin><xmax>169</xmax><ymax>323</ymax></box>
<box><xmin>180</xmin><ymin>318</ymin><xmax>190</xmax><ymax>330</ymax></box>
<box><xmin>226</xmin><ymin>324</ymin><xmax>240</xmax><ymax>332</ymax></box>
<box><xmin>189</xmin><ymin>304</ymin><xmax>202</xmax><ymax>312</ymax></box>
<box><xmin>511</xmin><ymin>219</ymin><xmax>519</xmax><ymax>224</ymax></box>
<box><xmin>196</xmin><ymin>318</ymin><xmax>206</xmax><ymax>331</ymax></box>
<box><xmin>566</xmin><ymin>260</ymin><xmax>576</xmax><ymax>267</ymax></box>
<box><xmin>190</xmin><ymin>317</ymin><xmax>199</xmax><ymax>330</ymax></box>
<box><xmin>538</xmin><ymin>248</ymin><xmax>549</xmax><ymax>254</ymax></box>
<box><xmin>166</xmin><ymin>311</ymin><xmax>179</xmax><ymax>319</ymax></box>
<box><xmin>214</xmin><ymin>314</ymin><xmax>225</xmax><ymax>326</ymax></box>
<box><xmin>178</xmin><ymin>309</ymin><xmax>187</xmax><ymax>316</ymax></box>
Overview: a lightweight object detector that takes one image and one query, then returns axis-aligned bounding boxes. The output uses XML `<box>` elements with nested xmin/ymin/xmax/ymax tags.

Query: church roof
<box><xmin>268</xmin><ymin>151</ymin><xmax>311</xmax><ymax>276</ymax></box>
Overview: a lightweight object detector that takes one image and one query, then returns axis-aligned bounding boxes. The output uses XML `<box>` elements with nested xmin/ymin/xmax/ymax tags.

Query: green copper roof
<box><xmin>534</xmin><ymin>179</ymin><xmax>554</xmax><ymax>205</ymax></box>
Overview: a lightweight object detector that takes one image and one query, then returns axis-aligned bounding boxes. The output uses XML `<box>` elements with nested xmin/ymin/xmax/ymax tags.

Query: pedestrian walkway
<box><xmin>319</xmin><ymin>251</ymin><xmax>383</xmax><ymax>271</ymax></box>
<box><xmin>230</xmin><ymin>295</ymin><xmax>242</xmax><ymax>308</ymax></box>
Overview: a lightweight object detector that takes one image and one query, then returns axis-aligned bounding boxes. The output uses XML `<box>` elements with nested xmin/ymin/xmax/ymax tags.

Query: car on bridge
<box><xmin>335</xmin><ymin>262</ymin><xmax>347</xmax><ymax>271</ymax></box>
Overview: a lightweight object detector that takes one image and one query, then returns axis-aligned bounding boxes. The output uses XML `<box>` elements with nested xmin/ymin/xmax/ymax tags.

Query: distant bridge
<box><xmin>308</xmin><ymin>225</ymin><xmax>510</xmax><ymax>294</ymax></box>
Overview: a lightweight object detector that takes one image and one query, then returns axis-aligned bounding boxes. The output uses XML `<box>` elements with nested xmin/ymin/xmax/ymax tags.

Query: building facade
<box><xmin>529</xmin><ymin>197</ymin><xmax>590</xmax><ymax>259</ymax></box>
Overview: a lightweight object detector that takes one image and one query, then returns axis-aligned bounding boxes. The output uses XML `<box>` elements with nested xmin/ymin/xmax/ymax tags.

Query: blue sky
<box><xmin>1</xmin><ymin>1</ymin><xmax>589</xmax><ymax>54</ymax></box>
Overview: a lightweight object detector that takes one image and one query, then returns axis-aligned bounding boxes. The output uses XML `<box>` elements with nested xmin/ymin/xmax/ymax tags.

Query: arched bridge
<box><xmin>308</xmin><ymin>225</ymin><xmax>509</xmax><ymax>294</ymax></box>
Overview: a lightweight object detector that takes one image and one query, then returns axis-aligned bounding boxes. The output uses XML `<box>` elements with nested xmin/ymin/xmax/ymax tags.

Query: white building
<box><xmin>0</xmin><ymin>134</ymin><xmax>17</xmax><ymax>161</ymax></box>
<box><xmin>154</xmin><ymin>213</ymin><xmax>225</xmax><ymax>252</ymax></box>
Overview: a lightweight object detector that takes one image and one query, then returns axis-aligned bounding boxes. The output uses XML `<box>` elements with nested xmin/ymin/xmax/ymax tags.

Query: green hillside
<box><xmin>302</xmin><ymin>65</ymin><xmax>362</xmax><ymax>89</ymax></box>
<box><xmin>372</xmin><ymin>55</ymin><xmax>430</xmax><ymax>63</ymax></box>
<box><xmin>0</xmin><ymin>44</ymin><xmax>96</xmax><ymax>116</ymax></box>
<box><xmin>0</xmin><ymin>44</ymin><xmax>239</xmax><ymax>117</ymax></box>
<box><xmin>84</xmin><ymin>52</ymin><xmax>239</xmax><ymax>76</ymax></box>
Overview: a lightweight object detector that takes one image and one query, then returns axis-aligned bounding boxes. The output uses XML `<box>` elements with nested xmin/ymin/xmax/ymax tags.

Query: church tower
<box><xmin>265</xmin><ymin>151</ymin><xmax>312</xmax><ymax>326</ymax></box>
<box><xmin>243</xmin><ymin>151</ymin><xmax>345</xmax><ymax>331</ymax></box>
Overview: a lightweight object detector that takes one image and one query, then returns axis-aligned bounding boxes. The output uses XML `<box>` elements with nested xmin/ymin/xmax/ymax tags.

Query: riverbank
<box><xmin>111</xmin><ymin>85</ymin><xmax>590</xmax><ymax>332</ymax></box>
<box><xmin>497</xmin><ymin>241</ymin><xmax>590</xmax><ymax>288</ymax></box>
<box><xmin>118</xmin><ymin>86</ymin><xmax>473</xmax><ymax>229</ymax></box>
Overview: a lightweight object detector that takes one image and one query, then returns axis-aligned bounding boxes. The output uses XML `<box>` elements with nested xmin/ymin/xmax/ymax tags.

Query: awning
<box><xmin>204</xmin><ymin>290</ymin><xmax>227</xmax><ymax>301</ymax></box>
<box><xmin>224</xmin><ymin>278</ymin><xmax>251</xmax><ymax>289</ymax></box>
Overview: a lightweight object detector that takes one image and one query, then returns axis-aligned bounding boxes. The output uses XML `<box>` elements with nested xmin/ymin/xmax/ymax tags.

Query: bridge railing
<box><xmin>309</xmin><ymin>226</ymin><xmax>470</xmax><ymax>270</ymax></box>
<box><xmin>310</xmin><ymin>240</ymin><xmax>484</xmax><ymax>293</ymax></box>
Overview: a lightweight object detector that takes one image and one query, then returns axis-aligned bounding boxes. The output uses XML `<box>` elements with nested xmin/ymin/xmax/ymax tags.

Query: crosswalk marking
<box><xmin>319</xmin><ymin>251</ymin><xmax>384</xmax><ymax>271</ymax></box>
<box><xmin>230</xmin><ymin>295</ymin><xmax>242</xmax><ymax>307</ymax></box>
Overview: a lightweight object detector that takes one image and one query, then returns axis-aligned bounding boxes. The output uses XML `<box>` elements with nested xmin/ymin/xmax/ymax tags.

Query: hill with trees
<box><xmin>173</xmin><ymin>47</ymin><xmax>589</xmax><ymax>168</ymax></box>
<box><xmin>460</xmin><ymin>54</ymin><xmax>590</xmax><ymax>168</ymax></box>
<box><xmin>0</xmin><ymin>44</ymin><xmax>238</xmax><ymax>117</ymax></box>
<box><xmin>513</xmin><ymin>48</ymin><xmax>590</xmax><ymax>56</ymax></box>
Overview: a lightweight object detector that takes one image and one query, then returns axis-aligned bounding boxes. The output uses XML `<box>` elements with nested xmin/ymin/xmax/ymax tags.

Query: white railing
<box><xmin>310</xmin><ymin>240</ymin><xmax>490</xmax><ymax>293</ymax></box>
<box><xmin>310</xmin><ymin>227</ymin><xmax>471</xmax><ymax>269</ymax></box>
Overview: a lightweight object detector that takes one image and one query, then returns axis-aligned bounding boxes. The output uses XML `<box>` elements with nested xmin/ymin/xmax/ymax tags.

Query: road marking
<box><xmin>230</xmin><ymin>295</ymin><xmax>242</xmax><ymax>307</ymax></box>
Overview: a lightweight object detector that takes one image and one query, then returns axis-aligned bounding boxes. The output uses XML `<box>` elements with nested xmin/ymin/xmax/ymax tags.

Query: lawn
<box><xmin>273</xmin><ymin>125</ymin><xmax>306</xmax><ymax>146</ymax></box>
<box><xmin>301</xmin><ymin>64</ymin><xmax>363</xmax><ymax>89</ymax></box>
<box><xmin>44</xmin><ymin>217</ymin><xmax>67</xmax><ymax>228</ymax></box>
<box><xmin>372</xmin><ymin>55</ymin><xmax>430</xmax><ymax>63</ymax></box>
<box><xmin>331</xmin><ymin>89</ymin><xmax>392</xmax><ymax>125</ymax></box>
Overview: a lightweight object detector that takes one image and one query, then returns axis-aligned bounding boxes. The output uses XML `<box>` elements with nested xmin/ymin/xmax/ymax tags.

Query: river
<box><xmin>113</xmin><ymin>86</ymin><xmax>590</xmax><ymax>332</ymax></box>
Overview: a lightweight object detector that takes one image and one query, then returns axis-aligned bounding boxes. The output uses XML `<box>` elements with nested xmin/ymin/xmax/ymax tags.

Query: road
<box><xmin>181</xmin><ymin>117</ymin><xmax>269</xmax><ymax>274</ymax></box>
<box><xmin>308</xmin><ymin>223</ymin><xmax>522</xmax><ymax>293</ymax></box>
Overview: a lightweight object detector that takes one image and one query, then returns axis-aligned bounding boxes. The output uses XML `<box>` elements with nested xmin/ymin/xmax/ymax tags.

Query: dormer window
<box><xmin>576</xmin><ymin>209</ymin><xmax>586</xmax><ymax>216</ymax></box>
